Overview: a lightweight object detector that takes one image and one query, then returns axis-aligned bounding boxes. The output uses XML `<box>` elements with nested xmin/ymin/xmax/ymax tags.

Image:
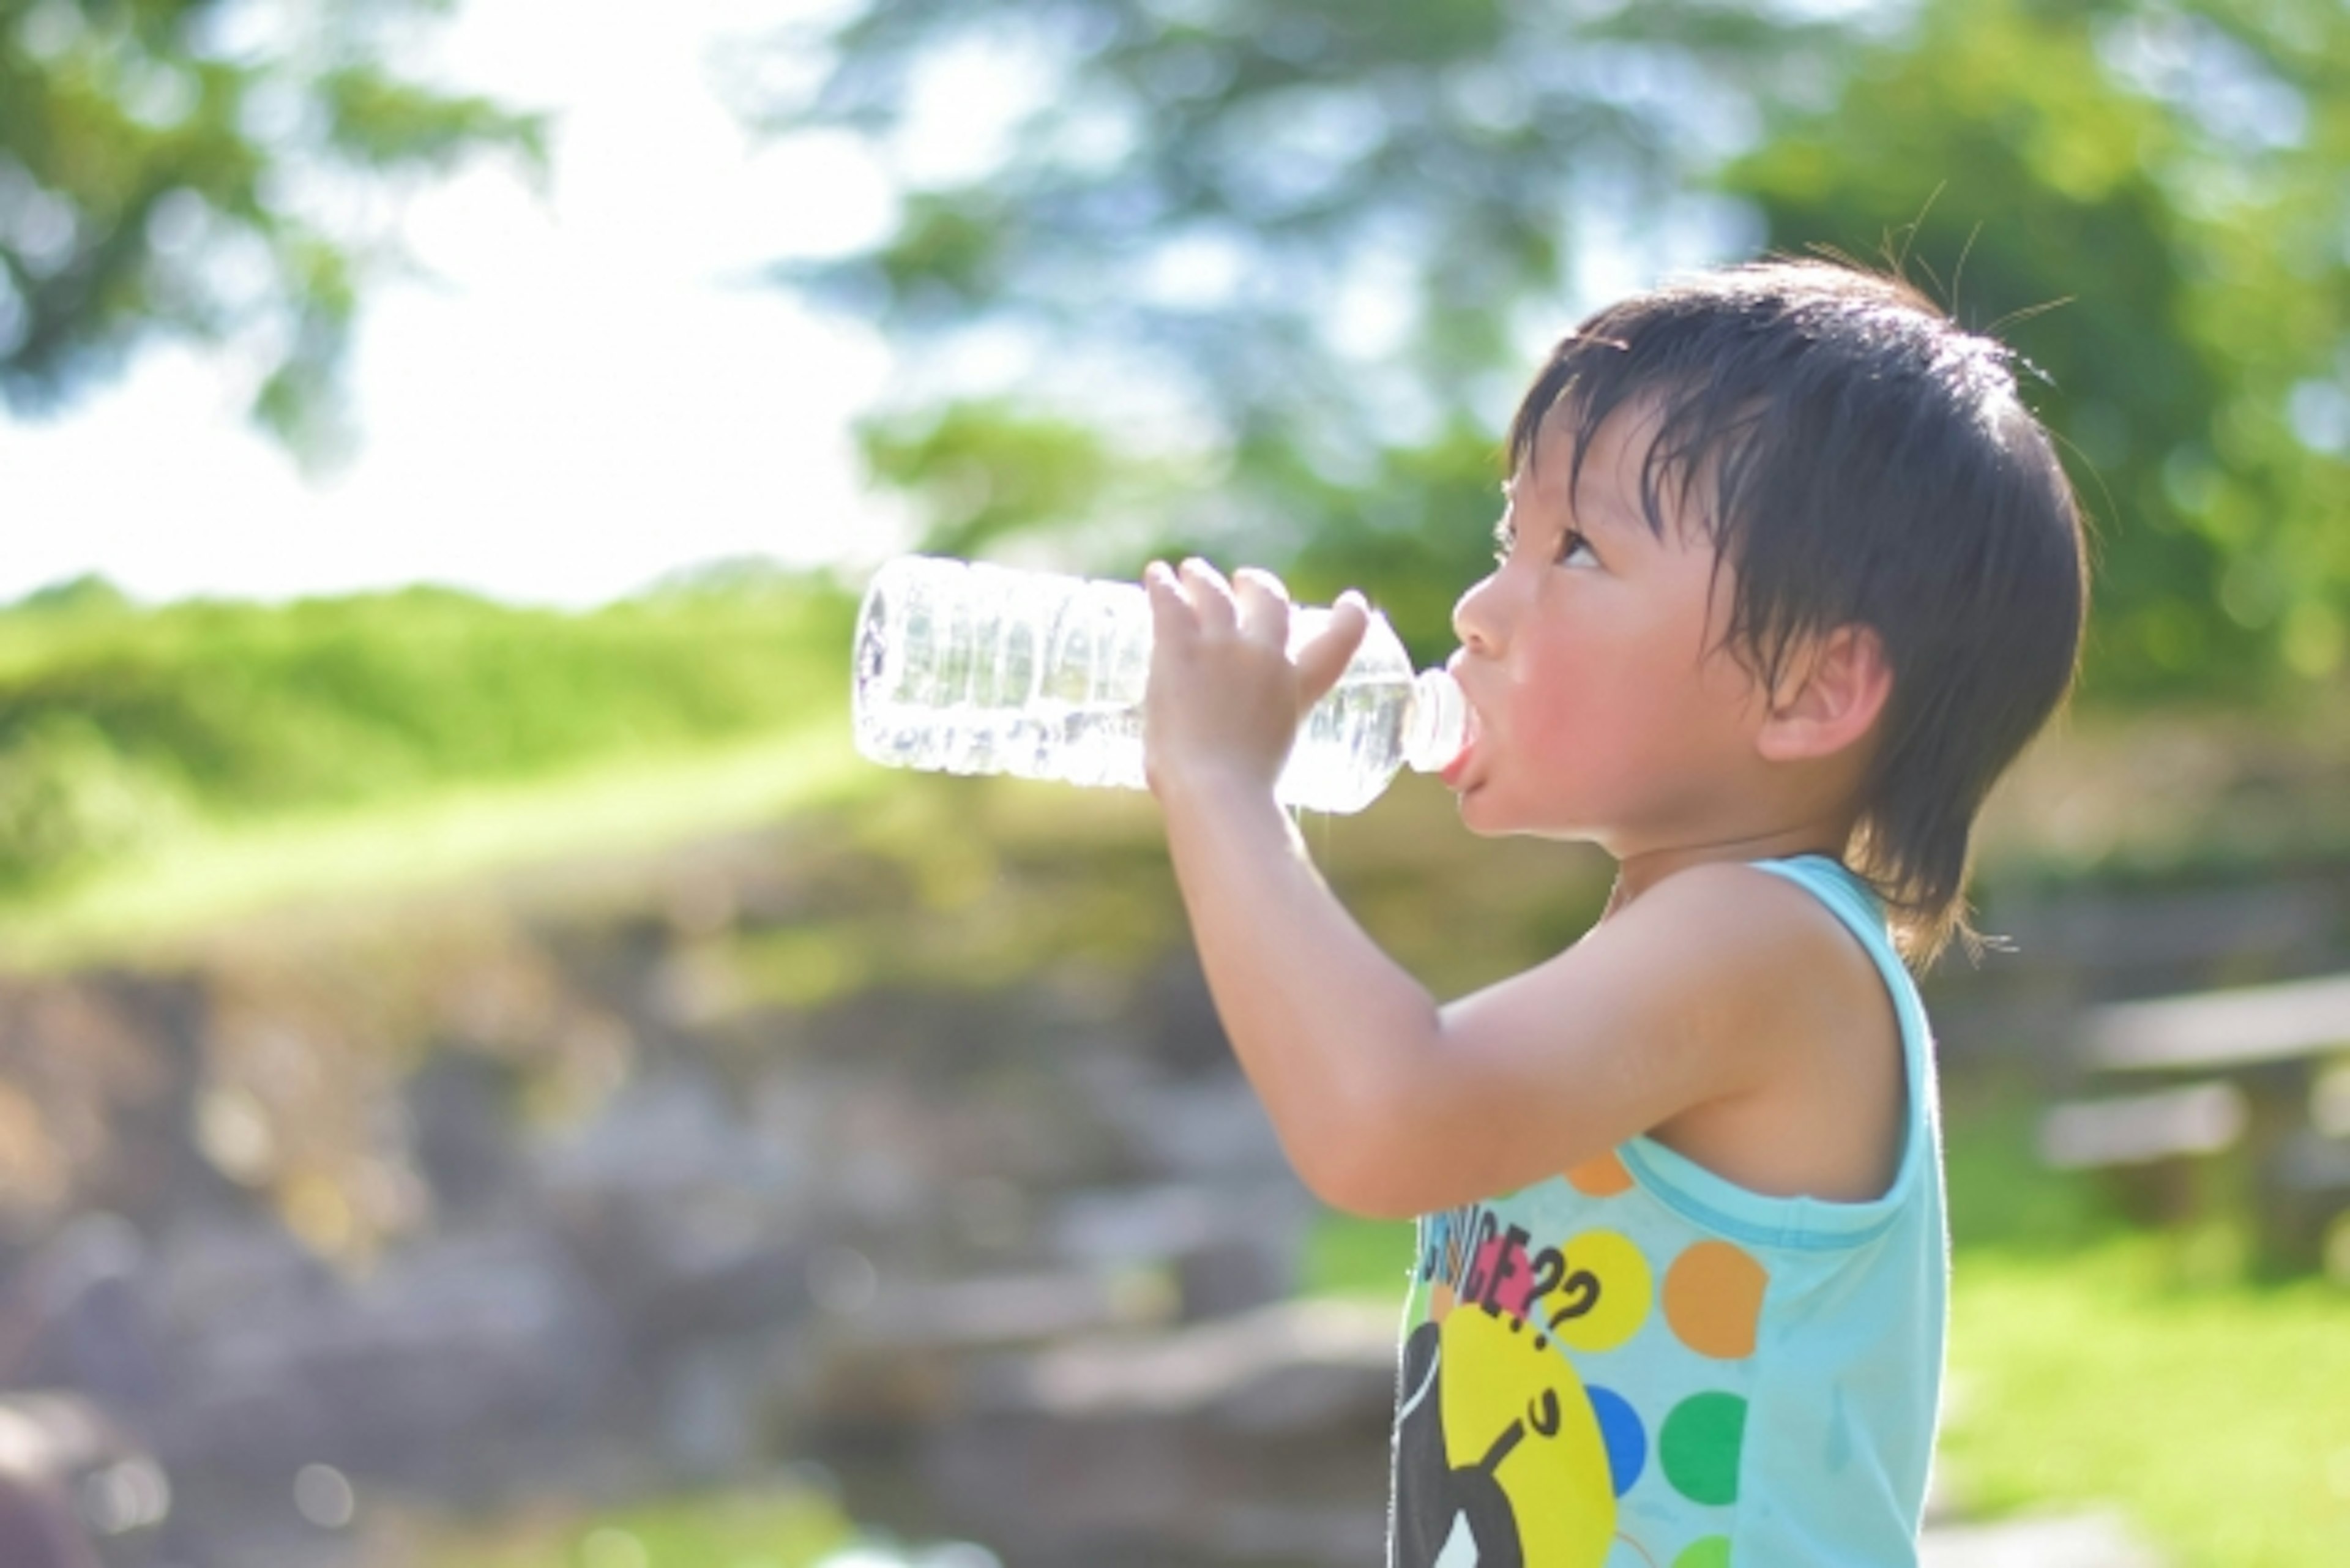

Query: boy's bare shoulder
<box><xmin>1608</xmin><ymin>858</ymin><xmax>1875</xmax><ymax>982</ymax></box>
<box><xmin>1622</xmin><ymin>861</ymin><xmax>1906</xmax><ymax>1201</ymax></box>
<box><xmin>1585</xmin><ymin>857</ymin><xmax>1896</xmax><ymax>1092</ymax></box>
<box><xmin>1341</xmin><ymin>857</ymin><xmax>1899</xmax><ymax>1215</ymax></box>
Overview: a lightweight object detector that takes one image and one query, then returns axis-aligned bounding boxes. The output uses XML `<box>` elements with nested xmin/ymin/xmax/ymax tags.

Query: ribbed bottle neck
<box><xmin>1402</xmin><ymin>668</ymin><xmax>1468</xmax><ymax>774</ymax></box>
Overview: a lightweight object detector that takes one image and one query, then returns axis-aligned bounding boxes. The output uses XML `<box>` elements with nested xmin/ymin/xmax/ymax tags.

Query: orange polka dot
<box><xmin>1565</xmin><ymin>1151</ymin><xmax>1636</xmax><ymax>1197</ymax></box>
<box><xmin>1662</xmin><ymin>1240</ymin><xmax>1769</xmax><ymax>1360</ymax></box>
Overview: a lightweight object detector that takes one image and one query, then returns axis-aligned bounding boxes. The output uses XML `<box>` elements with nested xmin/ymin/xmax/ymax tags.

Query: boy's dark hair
<box><xmin>1509</xmin><ymin>259</ymin><xmax>2087</xmax><ymax>963</ymax></box>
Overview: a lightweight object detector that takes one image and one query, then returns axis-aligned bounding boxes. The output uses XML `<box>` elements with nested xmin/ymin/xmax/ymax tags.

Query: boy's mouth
<box><xmin>1439</xmin><ymin>693</ymin><xmax>1480</xmax><ymax>788</ymax></box>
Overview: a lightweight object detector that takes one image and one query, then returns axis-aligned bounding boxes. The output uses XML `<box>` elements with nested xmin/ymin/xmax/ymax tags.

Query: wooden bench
<box><xmin>2037</xmin><ymin>1080</ymin><xmax>2248</xmax><ymax>1223</ymax></box>
<box><xmin>2048</xmin><ymin>972</ymin><xmax>2350</xmax><ymax>1272</ymax></box>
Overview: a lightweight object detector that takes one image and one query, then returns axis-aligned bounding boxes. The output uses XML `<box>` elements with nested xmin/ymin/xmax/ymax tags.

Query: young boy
<box><xmin>1140</xmin><ymin>260</ymin><xmax>2087</xmax><ymax>1567</ymax></box>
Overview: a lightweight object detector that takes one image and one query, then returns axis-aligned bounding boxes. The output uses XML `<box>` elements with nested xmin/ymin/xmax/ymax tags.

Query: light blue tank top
<box><xmin>1388</xmin><ymin>855</ymin><xmax>1947</xmax><ymax>1568</ymax></box>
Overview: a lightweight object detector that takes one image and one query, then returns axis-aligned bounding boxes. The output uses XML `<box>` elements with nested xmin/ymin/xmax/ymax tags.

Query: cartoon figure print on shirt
<box><xmin>1392</xmin><ymin>1154</ymin><xmax>1769</xmax><ymax>1568</ymax></box>
<box><xmin>1393</xmin><ymin>1305</ymin><xmax>1616</xmax><ymax>1567</ymax></box>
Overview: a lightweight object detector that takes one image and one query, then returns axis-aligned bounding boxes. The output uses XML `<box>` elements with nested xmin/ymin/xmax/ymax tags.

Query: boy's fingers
<box><xmin>1294</xmin><ymin>591</ymin><xmax>1371</xmax><ymax>707</ymax></box>
<box><xmin>1232</xmin><ymin>567</ymin><xmax>1292</xmax><ymax>648</ymax></box>
<box><xmin>1179</xmin><ymin>558</ymin><xmax>1238</xmax><ymax>634</ymax></box>
<box><xmin>1144</xmin><ymin>560</ymin><xmax>1192</xmax><ymax>643</ymax></box>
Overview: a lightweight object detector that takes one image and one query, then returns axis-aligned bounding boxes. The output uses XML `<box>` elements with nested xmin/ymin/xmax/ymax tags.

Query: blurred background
<box><xmin>1</xmin><ymin>0</ymin><xmax>2348</xmax><ymax>1564</ymax></box>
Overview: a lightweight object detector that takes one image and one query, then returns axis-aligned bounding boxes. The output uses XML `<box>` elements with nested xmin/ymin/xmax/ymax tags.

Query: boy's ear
<box><xmin>1755</xmin><ymin>624</ymin><xmax>1890</xmax><ymax>764</ymax></box>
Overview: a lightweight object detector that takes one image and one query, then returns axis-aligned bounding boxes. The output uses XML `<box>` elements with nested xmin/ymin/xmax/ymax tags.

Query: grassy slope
<box><xmin>0</xmin><ymin>723</ymin><xmax>867</xmax><ymax>966</ymax></box>
<box><xmin>0</xmin><ymin>575</ymin><xmax>862</xmax><ymax>965</ymax></box>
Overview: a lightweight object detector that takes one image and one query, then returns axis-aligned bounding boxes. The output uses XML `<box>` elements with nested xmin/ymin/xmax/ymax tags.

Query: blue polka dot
<box><xmin>1586</xmin><ymin>1383</ymin><xmax>1646</xmax><ymax>1496</ymax></box>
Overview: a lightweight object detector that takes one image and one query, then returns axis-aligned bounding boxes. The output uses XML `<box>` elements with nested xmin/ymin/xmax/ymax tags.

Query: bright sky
<box><xmin>0</xmin><ymin>0</ymin><xmax>908</xmax><ymax>608</ymax></box>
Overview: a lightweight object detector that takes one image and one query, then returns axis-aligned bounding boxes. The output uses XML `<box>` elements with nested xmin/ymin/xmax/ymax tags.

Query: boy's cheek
<box><xmin>1513</xmin><ymin>677</ymin><xmax>1622</xmax><ymax>775</ymax></box>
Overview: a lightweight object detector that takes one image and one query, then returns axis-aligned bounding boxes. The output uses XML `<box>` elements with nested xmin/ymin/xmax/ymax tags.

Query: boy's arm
<box><xmin>1159</xmin><ymin>782</ymin><xmax>1833</xmax><ymax>1217</ymax></box>
<box><xmin>1154</xmin><ymin>767</ymin><xmax>1448</xmax><ymax>1203</ymax></box>
<box><xmin>1145</xmin><ymin>560</ymin><xmax>1842</xmax><ymax>1219</ymax></box>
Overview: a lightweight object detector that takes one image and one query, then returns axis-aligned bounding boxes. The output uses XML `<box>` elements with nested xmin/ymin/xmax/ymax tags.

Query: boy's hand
<box><xmin>1141</xmin><ymin>558</ymin><xmax>1370</xmax><ymax>804</ymax></box>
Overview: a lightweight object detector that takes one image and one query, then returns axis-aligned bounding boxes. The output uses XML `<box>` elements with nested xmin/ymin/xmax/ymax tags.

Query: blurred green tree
<box><xmin>747</xmin><ymin>0</ymin><xmax>1851</xmax><ymax>657</ymax></box>
<box><xmin>1728</xmin><ymin>0</ymin><xmax>2350</xmax><ymax>699</ymax></box>
<box><xmin>758</xmin><ymin>0</ymin><xmax>2350</xmax><ymax>696</ymax></box>
<box><xmin>0</xmin><ymin>0</ymin><xmax>542</xmax><ymax>458</ymax></box>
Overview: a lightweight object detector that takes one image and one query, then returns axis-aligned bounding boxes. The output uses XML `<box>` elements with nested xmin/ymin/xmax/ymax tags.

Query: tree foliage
<box><xmin>754</xmin><ymin>0</ymin><xmax>1852</xmax><ymax>657</ymax></box>
<box><xmin>1728</xmin><ymin>0</ymin><xmax>2350</xmax><ymax>700</ymax></box>
<box><xmin>0</xmin><ymin>0</ymin><xmax>542</xmax><ymax>455</ymax></box>
<box><xmin>761</xmin><ymin>0</ymin><xmax>2350</xmax><ymax>699</ymax></box>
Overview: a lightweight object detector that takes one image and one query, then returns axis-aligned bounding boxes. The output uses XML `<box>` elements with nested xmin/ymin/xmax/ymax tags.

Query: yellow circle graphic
<box><xmin>1440</xmin><ymin>1307</ymin><xmax>1616</xmax><ymax>1566</ymax></box>
<box><xmin>1540</xmin><ymin>1229</ymin><xmax>1653</xmax><ymax>1355</ymax></box>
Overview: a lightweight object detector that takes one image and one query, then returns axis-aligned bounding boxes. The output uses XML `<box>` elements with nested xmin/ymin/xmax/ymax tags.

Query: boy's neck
<box><xmin>1604</xmin><ymin>816</ymin><xmax>1857</xmax><ymax>916</ymax></box>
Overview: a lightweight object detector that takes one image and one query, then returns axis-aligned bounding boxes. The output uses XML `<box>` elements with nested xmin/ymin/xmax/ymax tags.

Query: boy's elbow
<box><xmin>1304</xmin><ymin>1167</ymin><xmax>1424</xmax><ymax>1222</ymax></box>
<box><xmin>1285</xmin><ymin>1091</ymin><xmax>1427</xmax><ymax>1221</ymax></box>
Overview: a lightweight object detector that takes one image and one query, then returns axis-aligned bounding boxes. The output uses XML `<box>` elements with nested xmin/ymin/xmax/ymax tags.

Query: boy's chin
<box><xmin>1453</xmin><ymin>787</ymin><xmax>1602</xmax><ymax>844</ymax></box>
<box><xmin>1450</xmin><ymin>786</ymin><xmax>1498</xmax><ymax>834</ymax></box>
<box><xmin>1453</xmin><ymin>791</ymin><xmax>1556</xmax><ymax>839</ymax></box>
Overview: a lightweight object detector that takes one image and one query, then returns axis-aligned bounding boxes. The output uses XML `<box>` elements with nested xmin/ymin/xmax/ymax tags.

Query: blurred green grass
<box><xmin>411</xmin><ymin>1484</ymin><xmax>853</xmax><ymax>1568</ymax></box>
<box><xmin>0</xmin><ymin>720</ymin><xmax>866</xmax><ymax>967</ymax></box>
<box><xmin>0</xmin><ymin>572</ymin><xmax>862</xmax><ymax>965</ymax></box>
<box><xmin>1939</xmin><ymin>1081</ymin><xmax>2350</xmax><ymax>1565</ymax></box>
<box><xmin>0</xmin><ymin>574</ymin><xmax>856</xmax><ymax>814</ymax></box>
<box><xmin>1942</xmin><ymin>1242</ymin><xmax>2350</xmax><ymax>1567</ymax></box>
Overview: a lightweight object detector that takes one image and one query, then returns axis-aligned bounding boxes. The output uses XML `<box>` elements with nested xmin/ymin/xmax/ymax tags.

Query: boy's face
<box><xmin>1445</xmin><ymin>402</ymin><xmax>1769</xmax><ymax>849</ymax></box>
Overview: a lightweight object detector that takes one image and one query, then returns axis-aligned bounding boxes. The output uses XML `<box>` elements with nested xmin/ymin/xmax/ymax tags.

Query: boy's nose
<box><xmin>1452</xmin><ymin>569</ymin><xmax>1507</xmax><ymax>655</ymax></box>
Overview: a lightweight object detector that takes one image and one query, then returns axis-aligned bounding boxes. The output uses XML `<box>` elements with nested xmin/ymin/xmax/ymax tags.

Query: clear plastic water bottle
<box><xmin>851</xmin><ymin>555</ymin><xmax>1467</xmax><ymax>814</ymax></box>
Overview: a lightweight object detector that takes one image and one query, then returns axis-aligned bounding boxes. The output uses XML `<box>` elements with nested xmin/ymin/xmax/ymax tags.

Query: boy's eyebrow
<box><xmin>1493</xmin><ymin>472</ymin><xmax>1636</xmax><ymax>547</ymax></box>
<box><xmin>1578</xmin><ymin>496</ymin><xmax>1641</xmax><ymax>539</ymax></box>
<box><xmin>1498</xmin><ymin>460</ymin><xmax>1653</xmax><ymax>543</ymax></box>
<box><xmin>1571</xmin><ymin>459</ymin><xmax>1659</xmax><ymax>539</ymax></box>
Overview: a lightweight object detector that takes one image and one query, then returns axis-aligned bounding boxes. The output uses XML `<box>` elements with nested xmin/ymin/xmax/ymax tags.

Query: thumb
<box><xmin>1294</xmin><ymin>590</ymin><xmax>1371</xmax><ymax>709</ymax></box>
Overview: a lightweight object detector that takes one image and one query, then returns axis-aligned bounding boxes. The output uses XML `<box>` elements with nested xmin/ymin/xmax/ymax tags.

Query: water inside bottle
<box><xmin>852</xmin><ymin>558</ymin><xmax>1464</xmax><ymax>813</ymax></box>
<box><xmin>855</xmin><ymin>564</ymin><xmax>1149</xmax><ymax>784</ymax></box>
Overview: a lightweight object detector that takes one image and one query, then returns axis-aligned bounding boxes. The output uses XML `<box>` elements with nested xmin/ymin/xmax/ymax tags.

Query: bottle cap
<box><xmin>1403</xmin><ymin>668</ymin><xmax>1469</xmax><ymax>774</ymax></box>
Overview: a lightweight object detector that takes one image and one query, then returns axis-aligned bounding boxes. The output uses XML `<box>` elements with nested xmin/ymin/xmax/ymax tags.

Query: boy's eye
<box><xmin>1493</xmin><ymin>522</ymin><xmax>1597</xmax><ymax>569</ymax></box>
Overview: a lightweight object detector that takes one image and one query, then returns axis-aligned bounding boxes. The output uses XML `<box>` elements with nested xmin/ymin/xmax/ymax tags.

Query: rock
<box><xmin>970</xmin><ymin>1298</ymin><xmax>1395</xmax><ymax>1425</ymax></box>
<box><xmin>0</xmin><ymin>1391</ymin><xmax>168</xmax><ymax>1568</ymax></box>
<box><xmin>903</xmin><ymin>1301</ymin><xmax>1397</xmax><ymax>1566</ymax></box>
<box><xmin>152</xmin><ymin>1229</ymin><xmax>621</xmax><ymax>1493</ymax></box>
<box><xmin>403</xmin><ymin>1051</ymin><xmax>524</xmax><ymax>1222</ymax></box>
<box><xmin>1048</xmin><ymin>1181</ymin><xmax>1310</xmax><ymax>1320</ymax></box>
<box><xmin>4</xmin><ymin>1212</ymin><xmax>166</xmax><ymax>1412</ymax></box>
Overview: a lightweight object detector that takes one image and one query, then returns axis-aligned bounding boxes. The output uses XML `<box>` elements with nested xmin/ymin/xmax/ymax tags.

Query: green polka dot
<box><xmin>1659</xmin><ymin>1392</ymin><xmax>1747</xmax><ymax>1506</ymax></box>
<box><xmin>1672</xmin><ymin>1537</ymin><xmax>1731</xmax><ymax>1568</ymax></box>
